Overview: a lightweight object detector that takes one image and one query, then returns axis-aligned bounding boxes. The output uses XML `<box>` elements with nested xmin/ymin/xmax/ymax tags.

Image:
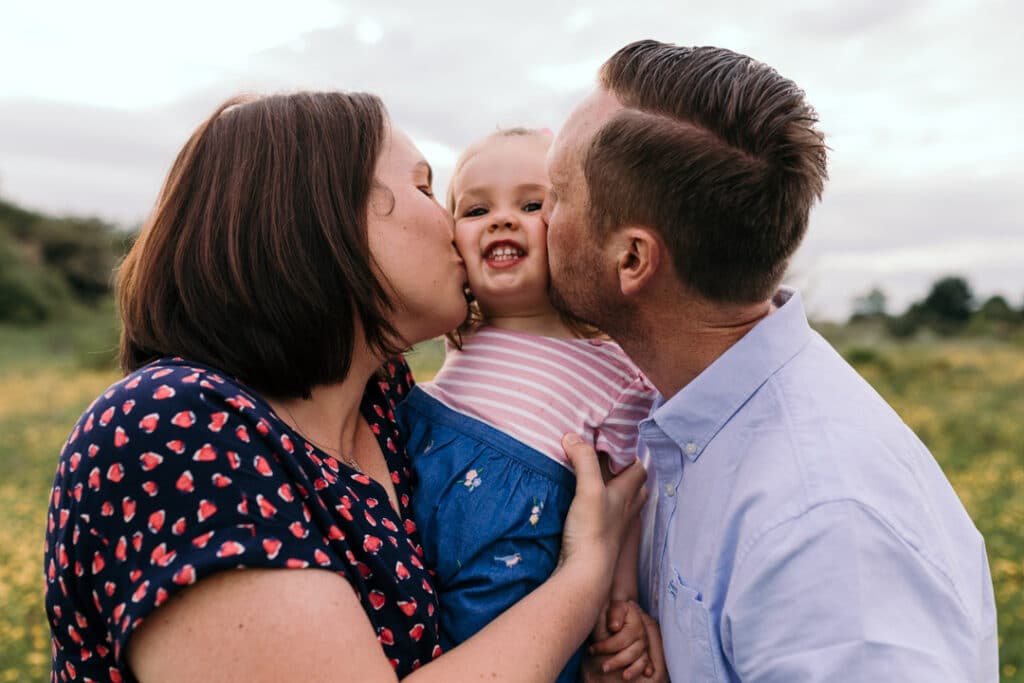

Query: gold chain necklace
<box><xmin>280</xmin><ymin>405</ymin><xmax>363</xmax><ymax>474</ymax></box>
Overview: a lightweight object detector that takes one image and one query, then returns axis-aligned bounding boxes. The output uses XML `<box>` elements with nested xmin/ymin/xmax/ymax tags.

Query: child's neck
<box><xmin>485</xmin><ymin>310</ymin><xmax>576</xmax><ymax>339</ymax></box>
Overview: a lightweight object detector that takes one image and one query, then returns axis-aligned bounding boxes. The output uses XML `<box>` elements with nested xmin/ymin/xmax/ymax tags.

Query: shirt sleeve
<box><xmin>68</xmin><ymin>369</ymin><xmax>353</xmax><ymax>666</ymax></box>
<box><xmin>595</xmin><ymin>375</ymin><xmax>658</xmax><ymax>473</ymax></box>
<box><xmin>722</xmin><ymin>499</ymin><xmax>994</xmax><ymax>681</ymax></box>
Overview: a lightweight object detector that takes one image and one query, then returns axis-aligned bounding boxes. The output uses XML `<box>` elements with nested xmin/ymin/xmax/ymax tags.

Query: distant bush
<box><xmin>0</xmin><ymin>199</ymin><xmax>128</xmax><ymax>325</ymax></box>
<box><xmin>0</xmin><ymin>227</ymin><xmax>72</xmax><ymax>323</ymax></box>
<box><xmin>858</xmin><ymin>276</ymin><xmax>1022</xmax><ymax>340</ymax></box>
<box><xmin>842</xmin><ymin>345</ymin><xmax>890</xmax><ymax>369</ymax></box>
<box><xmin>34</xmin><ymin>217</ymin><xmax>123</xmax><ymax>301</ymax></box>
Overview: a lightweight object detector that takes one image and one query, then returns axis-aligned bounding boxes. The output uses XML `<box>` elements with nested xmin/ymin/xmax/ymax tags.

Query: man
<box><xmin>545</xmin><ymin>40</ymin><xmax>998</xmax><ymax>681</ymax></box>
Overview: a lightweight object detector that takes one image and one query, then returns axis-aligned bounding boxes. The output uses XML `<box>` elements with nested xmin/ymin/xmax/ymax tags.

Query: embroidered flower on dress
<box><xmin>528</xmin><ymin>499</ymin><xmax>544</xmax><ymax>526</ymax></box>
<box><xmin>459</xmin><ymin>468</ymin><xmax>482</xmax><ymax>491</ymax></box>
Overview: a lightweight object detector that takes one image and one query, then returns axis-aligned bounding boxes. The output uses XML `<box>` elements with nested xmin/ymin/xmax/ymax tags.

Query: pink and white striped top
<box><xmin>421</xmin><ymin>326</ymin><xmax>658</xmax><ymax>472</ymax></box>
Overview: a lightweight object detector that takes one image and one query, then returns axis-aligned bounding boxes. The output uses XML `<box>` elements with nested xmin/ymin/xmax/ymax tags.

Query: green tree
<box><xmin>0</xmin><ymin>225</ymin><xmax>72</xmax><ymax>323</ymax></box>
<box><xmin>920</xmin><ymin>276</ymin><xmax>974</xmax><ymax>333</ymax></box>
<box><xmin>977</xmin><ymin>295</ymin><xmax>1016</xmax><ymax>323</ymax></box>
<box><xmin>852</xmin><ymin>286</ymin><xmax>888</xmax><ymax>321</ymax></box>
<box><xmin>0</xmin><ymin>198</ymin><xmax>127</xmax><ymax>324</ymax></box>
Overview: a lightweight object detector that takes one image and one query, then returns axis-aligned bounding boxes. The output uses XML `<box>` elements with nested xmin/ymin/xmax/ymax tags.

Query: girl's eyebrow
<box><xmin>459</xmin><ymin>182</ymin><xmax>548</xmax><ymax>199</ymax></box>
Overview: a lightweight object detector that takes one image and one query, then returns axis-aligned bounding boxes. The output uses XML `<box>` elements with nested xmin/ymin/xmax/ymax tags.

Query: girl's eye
<box><xmin>464</xmin><ymin>207</ymin><xmax>487</xmax><ymax>218</ymax></box>
<box><xmin>523</xmin><ymin>201</ymin><xmax>543</xmax><ymax>212</ymax></box>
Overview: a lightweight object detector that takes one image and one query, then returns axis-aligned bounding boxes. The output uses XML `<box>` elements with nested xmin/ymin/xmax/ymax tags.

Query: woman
<box><xmin>42</xmin><ymin>91</ymin><xmax>650</xmax><ymax>682</ymax></box>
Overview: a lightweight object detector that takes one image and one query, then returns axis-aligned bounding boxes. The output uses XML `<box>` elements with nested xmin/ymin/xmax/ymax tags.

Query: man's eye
<box><xmin>523</xmin><ymin>201</ymin><xmax>543</xmax><ymax>213</ymax></box>
<box><xmin>464</xmin><ymin>207</ymin><xmax>487</xmax><ymax>217</ymax></box>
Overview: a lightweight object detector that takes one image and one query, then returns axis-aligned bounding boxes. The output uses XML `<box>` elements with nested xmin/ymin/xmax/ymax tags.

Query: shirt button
<box><xmin>664</xmin><ymin>483</ymin><xmax>676</xmax><ymax>497</ymax></box>
<box><xmin>684</xmin><ymin>442</ymin><xmax>698</xmax><ymax>455</ymax></box>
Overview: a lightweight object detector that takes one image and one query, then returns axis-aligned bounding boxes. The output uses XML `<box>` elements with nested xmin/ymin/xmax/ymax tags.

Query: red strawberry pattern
<box><xmin>44</xmin><ymin>357</ymin><xmax>439</xmax><ymax>681</ymax></box>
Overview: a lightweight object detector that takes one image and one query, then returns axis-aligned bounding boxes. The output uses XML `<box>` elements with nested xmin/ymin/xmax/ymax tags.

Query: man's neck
<box><xmin>620</xmin><ymin>295</ymin><xmax>775</xmax><ymax>400</ymax></box>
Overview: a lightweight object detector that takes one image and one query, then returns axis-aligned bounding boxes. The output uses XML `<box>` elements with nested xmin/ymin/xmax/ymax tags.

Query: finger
<box><xmin>607</xmin><ymin>601</ymin><xmax>629</xmax><ymax>632</ymax></box>
<box><xmin>561</xmin><ymin>433</ymin><xmax>602</xmax><ymax>493</ymax></box>
<box><xmin>640</xmin><ymin>613</ymin><xmax>666</xmax><ymax>680</ymax></box>
<box><xmin>605</xmin><ymin>458</ymin><xmax>647</xmax><ymax>510</ymax></box>
<box><xmin>591</xmin><ymin>627</ymin><xmax>641</xmax><ymax>655</ymax></box>
<box><xmin>622</xmin><ymin>652</ymin><xmax>650</xmax><ymax>681</ymax></box>
<box><xmin>630</xmin><ymin>484</ymin><xmax>649</xmax><ymax>518</ymax></box>
<box><xmin>600</xmin><ymin>638</ymin><xmax>647</xmax><ymax>674</ymax></box>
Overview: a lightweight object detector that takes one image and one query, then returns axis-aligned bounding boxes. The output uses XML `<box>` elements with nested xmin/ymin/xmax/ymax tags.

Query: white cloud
<box><xmin>0</xmin><ymin>0</ymin><xmax>347</xmax><ymax>108</ymax></box>
<box><xmin>356</xmin><ymin>17</ymin><xmax>384</xmax><ymax>45</ymax></box>
<box><xmin>527</xmin><ymin>60</ymin><xmax>602</xmax><ymax>92</ymax></box>
<box><xmin>0</xmin><ymin>0</ymin><xmax>1020</xmax><ymax>318</ymax></box>
<box><xmin>815</xmin><ymin>238</ymin><xmax>1024</xmax><ymax>274</ymax></box>
<box><xmin>563</xmin><ymin>7</ymin><xmax>596</xmax><ymax>33</ymax></box>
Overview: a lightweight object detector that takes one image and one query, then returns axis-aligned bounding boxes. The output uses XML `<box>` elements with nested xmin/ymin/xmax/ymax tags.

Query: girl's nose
<box><xmin>488</xmin><ymin>214</ymin><xmax>518</xmax><ymax>232</ymax></box>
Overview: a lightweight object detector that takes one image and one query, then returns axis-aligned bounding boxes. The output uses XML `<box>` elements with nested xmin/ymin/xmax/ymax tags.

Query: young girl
<box><xmin>397</xmin><ymin>129</ymin><xmax>658</xmax><ymax>682</ymax></box>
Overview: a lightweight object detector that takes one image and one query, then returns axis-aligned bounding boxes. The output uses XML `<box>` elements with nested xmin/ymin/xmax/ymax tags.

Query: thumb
<box><xmin>562</xmin><ymin>433</ymin><xmax>601</xmax><ymax>490</ymax></box>
<box><xmin>606</xmin><ymin>600</ymin><xmax>629</xmax><ymax>632</ymax></box>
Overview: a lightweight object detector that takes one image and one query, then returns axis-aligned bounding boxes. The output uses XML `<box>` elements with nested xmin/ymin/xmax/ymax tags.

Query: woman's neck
<box><xmin>264</xmin><ymin>348</ymin><xmax>383</xmax><ymax>456</ymax></box>
<box><xmin>484</xmin><ymin>309</ymin><xmax>576</xmax><ymax>339</ymax></box>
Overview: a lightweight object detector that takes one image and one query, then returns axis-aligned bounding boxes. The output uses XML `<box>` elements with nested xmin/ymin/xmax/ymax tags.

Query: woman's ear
<box><xmin>616</xmin><ymin>227</ymin><xmax>662</xmax><ymax>296</ymax></box>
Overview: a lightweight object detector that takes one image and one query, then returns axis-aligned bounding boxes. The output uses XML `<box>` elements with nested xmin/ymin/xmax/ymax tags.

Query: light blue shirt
<box><xmin>638</xmin><ymin>288</ymin><xmax>998</xmax><ymax>682</ymax></box>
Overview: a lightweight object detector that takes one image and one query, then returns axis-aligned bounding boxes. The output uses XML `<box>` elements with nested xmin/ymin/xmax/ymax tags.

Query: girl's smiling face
<box><xmin>450</xmin><ymin>135</ymin><xmax>557</xmax><ymax>320</ymax></box>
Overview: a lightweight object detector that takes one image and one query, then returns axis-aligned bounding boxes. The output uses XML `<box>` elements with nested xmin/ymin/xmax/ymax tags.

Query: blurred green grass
<box><xmin>1</xmin><ymin>315</ymin><xmax>1020</xmax><ymax>681</ymax></box>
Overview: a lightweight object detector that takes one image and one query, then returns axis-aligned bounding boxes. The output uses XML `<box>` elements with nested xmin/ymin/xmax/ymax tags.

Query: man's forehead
<box><xmin>549</xmin><ymin>88</ymin><xmax>623</xmax><ymax>178</ymax></box>
<box><xmin>571</xmin><ymin>88</ymin><xmax>623</xmax><ymax>133</ymax></box>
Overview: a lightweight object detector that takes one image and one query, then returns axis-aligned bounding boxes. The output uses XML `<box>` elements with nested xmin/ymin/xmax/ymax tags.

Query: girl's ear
<box><xmin>616</xmin><ymin>226</ymin><xmax>663</xmax><ymax>296</ymax></box>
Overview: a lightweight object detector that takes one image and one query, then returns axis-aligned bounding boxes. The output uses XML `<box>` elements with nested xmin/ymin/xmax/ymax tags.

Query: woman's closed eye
<box><xmin>418</xmin><ymin>185</ymin><xmax>435</xmax><ymax>198</ymax></box>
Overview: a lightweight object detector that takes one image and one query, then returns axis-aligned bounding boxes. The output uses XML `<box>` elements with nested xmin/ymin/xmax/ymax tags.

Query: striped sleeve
<box><xmin>595</xmin><ymin>374</ymin><xmax>658</xmax><ymax>473</ymax></box>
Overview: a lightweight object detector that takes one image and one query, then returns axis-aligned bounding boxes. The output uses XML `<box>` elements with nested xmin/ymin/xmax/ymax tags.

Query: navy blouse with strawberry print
<box><xmin>43</xmin><ymin>356</ymin><xmax>440</xmax><ymax>682</ymax></box>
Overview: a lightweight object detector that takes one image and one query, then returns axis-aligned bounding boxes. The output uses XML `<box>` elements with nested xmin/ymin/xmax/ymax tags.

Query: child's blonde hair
<box><xmin>446</xmin><ymin>127</ymin><xmax>604</xmax><ymax>343</ymax></box>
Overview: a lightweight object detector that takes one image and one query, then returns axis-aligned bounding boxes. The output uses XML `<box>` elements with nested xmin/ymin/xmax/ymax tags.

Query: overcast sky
<box><xmin>1</xmin><ymin>0</ymin><xmax>1021</xmax><ymax>319</ymax></box>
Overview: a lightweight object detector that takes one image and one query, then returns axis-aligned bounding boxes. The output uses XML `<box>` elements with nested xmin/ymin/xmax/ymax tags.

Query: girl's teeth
<box><xmin>488</xmin><ymin>246</ymin><xmax>524</xmax><ymax>260</ymax></box>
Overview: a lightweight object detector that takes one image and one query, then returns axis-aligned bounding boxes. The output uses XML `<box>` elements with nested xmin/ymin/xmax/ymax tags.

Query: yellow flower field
<box><xmin>1</xmin><ymin>339</ymin><xmax>1021</xmax><ymax>681</ymax></box>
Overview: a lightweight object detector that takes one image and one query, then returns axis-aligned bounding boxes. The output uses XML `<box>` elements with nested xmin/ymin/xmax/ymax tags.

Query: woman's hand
<box><xmin>558</xmin><ymin>434</ymin><xmax>648</xmax><ymax>586</ymax></box>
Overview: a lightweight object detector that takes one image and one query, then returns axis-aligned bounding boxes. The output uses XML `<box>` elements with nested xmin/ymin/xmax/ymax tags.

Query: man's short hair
<box><xmin>587</xmin><ymin>40</ymin><xmax>828</xmax><ymax>303</ymax></box>
<box><xmin>118</xmin><ymin>92</ymin><xmax>401</xmax><ymax>399</ymax></box>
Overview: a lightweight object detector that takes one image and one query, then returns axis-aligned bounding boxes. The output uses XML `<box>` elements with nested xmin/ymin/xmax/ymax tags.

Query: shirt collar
<box><xmin>643</xmin><ymin>287</ymin><xmax>813</xmax><ymax>462</ymax></box>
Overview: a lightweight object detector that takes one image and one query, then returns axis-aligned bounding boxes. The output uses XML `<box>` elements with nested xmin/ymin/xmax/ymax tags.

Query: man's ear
<box><xmin>615</xmin><ymin>226</ymin><xmax>663</xmax><ymax>296</ymax></box>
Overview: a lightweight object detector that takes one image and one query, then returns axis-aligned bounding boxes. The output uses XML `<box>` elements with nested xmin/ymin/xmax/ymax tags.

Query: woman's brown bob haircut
<box><xmin>118</xmin><ymin>92</ymin><xmax>402</xmax><ymax>399</ymax></box>
<box><xmin>587</xmin><ymin>40</ymin><xmax>829</xmax><ymax>303</ymax></box>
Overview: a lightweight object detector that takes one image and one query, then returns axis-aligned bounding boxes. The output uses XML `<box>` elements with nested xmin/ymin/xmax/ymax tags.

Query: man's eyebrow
<box><xmin>414</xmin><ymin>160</ymin><xmax>433</xmax><ymax>185</ymax></box>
